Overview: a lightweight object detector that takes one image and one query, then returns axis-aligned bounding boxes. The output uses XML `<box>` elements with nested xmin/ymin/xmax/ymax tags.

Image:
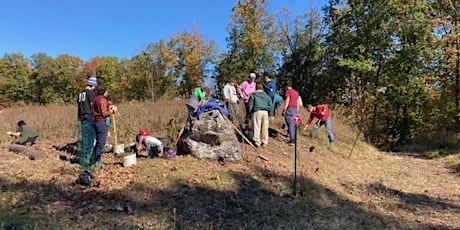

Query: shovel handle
<box><xmin>112</xmin><ymin>114</ymin><xmax>118</xmax><ymax>146</ymax></box>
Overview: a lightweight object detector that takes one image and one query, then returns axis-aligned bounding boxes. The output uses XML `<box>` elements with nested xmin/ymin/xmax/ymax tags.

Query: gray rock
<box><xmin>178</xmin><ymin>110</ymin><xmax>242</xmax><ymax>162</ymax></box>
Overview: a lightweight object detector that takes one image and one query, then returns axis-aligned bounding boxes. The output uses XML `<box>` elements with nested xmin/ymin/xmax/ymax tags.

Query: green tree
<box><xmin>431</xmin><ymin>0</ymin><xmax>460</xmax><ymax>127</ymax></box>
<box><xmin>277</xmin><ymin>10</ymin><xmax>327</xmax><ymax>103</ymax></box>
<box><xmin>324</xmin><ymin>0</ymin><xmax>436</xmax><ymax>148</ymax></box>
<box><xmin>0</xmin><ymin>53</ymin><xmax>34</xmax><ymax>103</ymax></box>
<box><xmin>216</xmin><ymin>0</ymin><xmax>280</xmax><ymax>89</ymax></box>
<box><xmin>34</xmin><ymin>54</ymin><xmax>84</xmax><ymax>104</ymax></box>
<box><xmin>172</xmin><ymin>27</ymin><xmax>217</xmax><ymax>96</ymax></box>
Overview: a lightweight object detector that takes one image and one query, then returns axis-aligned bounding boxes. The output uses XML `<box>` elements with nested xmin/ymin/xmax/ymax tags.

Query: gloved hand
<box><xmin>6</xmin><ymin>131</ymin><xmax>12</xmax><ymax>136</ymax></box>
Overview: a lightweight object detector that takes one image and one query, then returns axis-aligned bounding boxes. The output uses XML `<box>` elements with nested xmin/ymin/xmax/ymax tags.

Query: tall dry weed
<box><xmin>0</xmin><ymin>101</ymin><xmax>188</xmax><ymax>146</ymax></box>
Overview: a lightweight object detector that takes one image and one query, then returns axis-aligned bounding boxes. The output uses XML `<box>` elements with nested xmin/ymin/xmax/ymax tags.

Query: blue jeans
<box><xmin>285</xmin><ymin>107</ymin><xmax>298</xmax><ymax>143</ymax></box>
<box><xmin>94</xmin><ymin>121</ymin><xmax>110</xmax><ymax>163</ymax></box>
<box><xmin>314</xmin><ymin>117</ymin><xmax>335</xmax><ymax>143</ymax></box>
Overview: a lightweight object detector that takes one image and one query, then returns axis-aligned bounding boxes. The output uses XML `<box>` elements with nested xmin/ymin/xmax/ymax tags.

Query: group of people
<box><xmin>77</xmin><ymin>75</ymin><xmax>118</xmax><ymax>169</ymax></box>
<box><xmin>78</xmin><ymin>75</ymin><xmax>166</xmax><ymax>173</ymax></box>
<box><xmin>222</xmin><ymin>72</ymin><xmax>335</xmax><ymax>148</ymax></box>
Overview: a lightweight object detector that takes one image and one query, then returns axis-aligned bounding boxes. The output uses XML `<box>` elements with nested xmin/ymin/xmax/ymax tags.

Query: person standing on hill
<box><xmin>77</xmin><ymin>75</ymin><xmax>98</xmax><ymax>169</ymax></box>
<box><xmin>186</xmin><ymin>86</ymin><xmax>211</xmax><ymax>117</ymax></box>
<box><xmin>92</xmin><ymin>85</ymin><xmax>117</xmax><ymax>167</ymax></box>
<box><xmin>223</xmin><ymin>78</ymin><xmax>239</xmax><ymax>122</ymax></box>
<box><xmin>303</xmin><ymin>104</ymin><xmax>335</xmax><ymax>146</ymax></box>
<box><xmin>282</xmin><ymin>81</ymin><xmax>300</xmax><ymax>146</ymax></box>
<box><xmin>238</xmin><ymin>73</ymin><xmax>257</xmax><ymax>126</ymax></box>
<box><xmin>248</xmin><ymin>84</ymin><xmax>272</xmax><ymax>148</ymax></box>
<box><xmin>263</xmin><ymin>75</ymin><xmax>277</xmax><ymax>117</ymax></box>
<box><xmin>7</xmin><ymin>120</ymin><xmax>39</xmax><ymax>146</ymax></box>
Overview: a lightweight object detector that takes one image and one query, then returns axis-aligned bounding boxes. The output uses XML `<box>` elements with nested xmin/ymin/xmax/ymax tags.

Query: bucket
<box><xmin>113</xmin><ymin>143</ymin><xmax>125</xmax><ymax>155</ymax></box>
<box><xmin>123</xmin><ymin>153</ymin><xmax>137</xmax><ymax>167</ymax></box>
<box><xmin>156</xmin><ymin>136</ymin><xmax>169</xmax><ymax>148</ymax></box>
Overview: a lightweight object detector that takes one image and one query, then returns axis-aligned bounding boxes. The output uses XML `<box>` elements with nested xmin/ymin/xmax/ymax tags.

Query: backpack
<box><xmin>164</xmin><ymin>146</ymin><xmax>177</xmax><ymax>159</ymax></box>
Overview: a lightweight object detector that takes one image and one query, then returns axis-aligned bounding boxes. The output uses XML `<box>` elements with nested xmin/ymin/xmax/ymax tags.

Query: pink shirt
<box><xmin>238</xmin><ymin>80</ymin><xmax>256</xmax><ymax>102</ymax></box>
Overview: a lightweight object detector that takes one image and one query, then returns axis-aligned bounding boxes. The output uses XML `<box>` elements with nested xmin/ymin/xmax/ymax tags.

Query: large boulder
<box><xmin>178</xmin><ymin>110</ymin><xmax>242</xmax><ymax>162</ymax></box>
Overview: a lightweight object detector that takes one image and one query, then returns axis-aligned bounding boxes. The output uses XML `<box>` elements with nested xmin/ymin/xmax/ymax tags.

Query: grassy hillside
<box><xmin>0</xmin><ymin>101</ymin><xmax>458</xmax><ymax>229</ymax></box>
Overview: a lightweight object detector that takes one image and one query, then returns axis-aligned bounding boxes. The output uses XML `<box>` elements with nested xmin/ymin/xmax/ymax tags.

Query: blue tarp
<box><xmin>196</xmin><ymin>100</ymin><xmax>229</xmax><ymax>118</ymax></box>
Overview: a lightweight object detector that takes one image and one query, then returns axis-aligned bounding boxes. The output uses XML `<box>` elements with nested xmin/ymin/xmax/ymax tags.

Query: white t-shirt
<box><xmin>143</xmin><ymin>136</ymin><xmax>164</xmax><ymax>153</ymax></box>
<box><xmin>223</xmin><ymin>83</ymin><xmax>238</xmax><ymax>103</ymax></box>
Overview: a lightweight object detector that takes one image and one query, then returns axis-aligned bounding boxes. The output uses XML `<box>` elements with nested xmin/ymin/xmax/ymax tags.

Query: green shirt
<box><xmin>193</xmin><ymin>88</ymin><xmax>206</xmax><ymax>101</ymax></box>
<box><xmin>17</xmin><ymin>125</ymin><xmax>39</xmax><ymax>143</ymax></box>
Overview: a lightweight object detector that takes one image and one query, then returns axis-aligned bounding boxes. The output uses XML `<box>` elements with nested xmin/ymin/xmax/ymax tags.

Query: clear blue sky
<box><xmin>0</xmin><ymin>0</ymin><xmax>326</xmax><ymax>61</ymax></box>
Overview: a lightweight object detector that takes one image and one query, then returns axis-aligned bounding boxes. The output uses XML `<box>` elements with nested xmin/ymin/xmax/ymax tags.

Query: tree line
<box><xmin>1</xmin><ymin>0</ymin><xmax>459</xmax><ymax>150</ymax></box>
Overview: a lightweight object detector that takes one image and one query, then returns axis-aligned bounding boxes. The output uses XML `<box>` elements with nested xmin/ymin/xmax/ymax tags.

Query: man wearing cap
<box><xmin>238</xmin><ymin>73</ymin><xmax>257</xmax><ymax>126</ymax></box>
<box><xmin>77</xmin><ymin>74</ymin><xmax>98</xmax><ymax>170</ymax></box>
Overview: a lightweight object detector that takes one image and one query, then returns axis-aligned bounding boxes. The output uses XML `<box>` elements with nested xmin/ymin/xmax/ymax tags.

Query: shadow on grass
<box><xmin>0</xmin><ymin>166</ymin><xmax>457</xmax><ymax>229</ymax></box>
<box><xmin>365</xmin><ymin>182</ymin><xmax>460</xmax><ymax>211</ymax></box>
<box><xmin>53</xmin><ymin>141</ymin><xmax>79</xmax><ymax>156</ymax></box>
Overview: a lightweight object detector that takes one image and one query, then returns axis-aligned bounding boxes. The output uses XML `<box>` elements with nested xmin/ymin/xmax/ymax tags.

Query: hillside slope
<box><xmin>0</xmin><ymin>103</ymin><xmax>458</xmax><ymax>229</ymax></box>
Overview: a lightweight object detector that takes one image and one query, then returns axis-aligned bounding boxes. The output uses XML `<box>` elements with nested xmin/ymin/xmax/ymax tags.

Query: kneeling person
<box><xmin>7</xmin><ymin>120</ymin><xmax>39</xmax><ymax>146</ymax></box>
<box><xmin>135</xmin><ymin>131</ymin><xmax>164</xmax><ymax>158</ymax></box>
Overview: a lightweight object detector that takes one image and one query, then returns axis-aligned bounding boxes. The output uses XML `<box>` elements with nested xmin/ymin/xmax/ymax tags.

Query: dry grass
<box><xmin>0</xmin><ymin>102</ymin><xmax>459</xmax><ymax>229</ymax></box>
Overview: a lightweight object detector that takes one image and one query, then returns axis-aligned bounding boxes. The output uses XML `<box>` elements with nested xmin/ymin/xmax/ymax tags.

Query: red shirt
<box><xmin>307</xmin><ymin>104</ymin><xmax>330</xmax><ymax>125</ymax></box>
<box><xmin>92</xmin><ymin>95</ymin><xmax>111</xmax><ymax>122</ymax></box>
<box><xmin>285</xmin><ymin>88</ymin><xmax>299</xmax><ymax>108</ymax></box>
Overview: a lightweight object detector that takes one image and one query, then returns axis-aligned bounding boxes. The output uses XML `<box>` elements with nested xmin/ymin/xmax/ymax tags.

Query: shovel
<box><xmin>312</xmin><ymin>120</ymin><xmax>321</xmax><ymax>138</ymax></box>
<box><xmin>112</xmin><ymin>113</ymin><xmax>125</xmax><ymax>155</ymax></box>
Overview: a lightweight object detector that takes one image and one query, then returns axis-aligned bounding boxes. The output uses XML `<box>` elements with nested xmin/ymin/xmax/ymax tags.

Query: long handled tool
<box><xmin>174</xmin><ymin>121</ymin><xmax>187</xmax><ymax>145</ymax></box>
<box><xmin>112</xmin><ymin>113</ymin><xmax>124</xmax><ymax>155</ymax></box>
<box><xmin>348</xmin><ymin>129</ymin><xmax>361</xmax><ymax>158</ymax></box>
<box><xmin>222</xmin><ymin>112</ymin><xmax>258</xmax><ymax>152</ymax></box>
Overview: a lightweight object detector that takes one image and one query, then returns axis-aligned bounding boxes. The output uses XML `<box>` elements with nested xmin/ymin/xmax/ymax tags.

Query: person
<box><xmin>273</xmin><ymin>92</ymin><xmax>284</xmax><ymax>116</ymax></box>
<box><xmin>264</xmin><ymin>75</ymin><xmax>277</xmax><ymax>117</ymax></box>
<box><xmin>92</xmin><ymin>85</ymin><xmax>117</xmax><ymax>167</ymax></box>
<box><xmin>303</xmin><ymin>104</ymin><xmax>335</xmax><ymax>146</ymax></box>
<box><xmin>282</xmin><ymin>81</ymin><xmax>300</xmax><ymax>146</ymax></box>
<box><xmin>248</xmin><ymin>84</ymin><xmax>272</xmax><ymax>148</ymax></box>
<box><xmin>77</xmin><ymin>74</ymin><xmax>98</xmax><ymax>169</ymax></box>
<box><xmin>135</xmin><ymin>130</ymin><xmax>164</xmax><ymax>158</ymax></box>
<box><xmin>186</xmin><ymin>86</ymin><xmax>211</xmax><ymax>117</ymax></box>
<box><xmin>238</xmin><ymin>73</ymin><xmax>257</xmax><ymax>125</ymax></box>
<box><xmin>223</xmin><ymin>78</ymin><xmax>239</xmax><ymax>122</ymax></box>
<box><xmin>7</xmin><ymin>120</ymin><xmax>39</xmax><ymax>146</ymax></box>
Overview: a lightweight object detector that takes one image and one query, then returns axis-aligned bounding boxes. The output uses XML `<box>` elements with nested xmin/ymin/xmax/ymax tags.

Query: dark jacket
<box><xmin>248</xmin><ymin>90</ymin><xmax>272</xmax><ymax>113</ymax></box>
<box><xmin>78</xmin><ymin>89</ymin><xmax>96</xmax><ymax>121</ymax></box>
<box><xmin>265</xmin><ymin>79</ymin><xmax>277</xmax><ymax>98</ymax></box>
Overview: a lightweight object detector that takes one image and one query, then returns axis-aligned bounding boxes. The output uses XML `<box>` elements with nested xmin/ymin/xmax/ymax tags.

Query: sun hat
<box><xmin>87</xmin><ymin>75</ymin><xmax>98</xmax><ymax>87</ymax></box>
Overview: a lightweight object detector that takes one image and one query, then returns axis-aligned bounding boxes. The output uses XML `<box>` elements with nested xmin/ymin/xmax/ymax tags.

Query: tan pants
<box><xmin>252</xmin><ymin>110</ymin><xmax>269</xmax><ymax>146</ymax></box>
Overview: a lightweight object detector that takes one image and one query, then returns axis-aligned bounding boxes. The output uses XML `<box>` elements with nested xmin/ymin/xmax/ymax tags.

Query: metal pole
<box><xmin>293</xmin><ymin>124</ymin><xmax>298</xmax><ymax>197</ymax></box>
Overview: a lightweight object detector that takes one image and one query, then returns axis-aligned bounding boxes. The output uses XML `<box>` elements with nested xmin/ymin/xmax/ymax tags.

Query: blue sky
<box><xmin>0</xmin><ymin>0</ymin><xmax>326</xmax><ymax>61</ymax></box>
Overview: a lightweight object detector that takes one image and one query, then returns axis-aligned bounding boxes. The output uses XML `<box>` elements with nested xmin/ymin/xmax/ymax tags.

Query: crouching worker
<box><xmin>7</xmin><ymin>120</ymin><xmax>39</xmax><ymax>146</ymax></box>
<box><xmin>135</xmin><ymin>130</ymin><xmax>164</xmax><ymax>159</ymax></box>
